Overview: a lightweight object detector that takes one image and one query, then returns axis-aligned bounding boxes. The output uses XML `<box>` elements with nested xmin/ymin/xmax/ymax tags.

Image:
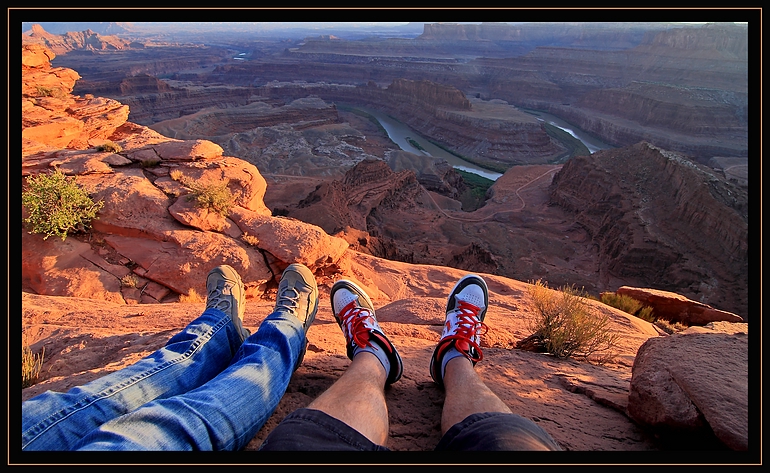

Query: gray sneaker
<box><xmin>206</xmin><ymin>265</ymin><xmax>249</xmax><ymax>342</ymax></box>
<box><xmin>274</xmin><ymin>263</ymin><xmax>319</xmax><ymax>369</ymax></box>
<box><xmin>275</xmin><ymin>263</ymin><xmax>319</xmax><ymax>331</ymax></box>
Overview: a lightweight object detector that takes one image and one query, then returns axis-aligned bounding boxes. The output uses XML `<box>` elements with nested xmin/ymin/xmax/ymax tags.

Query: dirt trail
<box><xmin>426</xmin><ymin>166</ymin><xmax>561</xmax><ymax>223</ymax></box>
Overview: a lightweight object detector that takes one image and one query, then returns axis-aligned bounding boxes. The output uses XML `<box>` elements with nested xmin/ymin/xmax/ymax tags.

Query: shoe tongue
<box><xmin>455</xmin><ymin>293</ymin><xmax>473</xmax><ymax>307</ymax></box>
<box><xmin>456</xmin><ymin>339</ymin><xmax>470</xmax><ymax>352</ymax></box>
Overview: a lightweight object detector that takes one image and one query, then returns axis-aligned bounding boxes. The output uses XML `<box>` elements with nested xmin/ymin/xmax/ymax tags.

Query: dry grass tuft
<box><xmin>179</xmin><ymin>288</ymin><xmax>205</xmax><ymax>304</ymax></box>
<box><xmin>22</xmin><ymin>343</ymin><xmax>45</xmax><ymax>388</ymax></box>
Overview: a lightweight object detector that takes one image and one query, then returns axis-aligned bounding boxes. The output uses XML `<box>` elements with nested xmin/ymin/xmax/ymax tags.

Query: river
<box><xmin>355</xmin><ymin>107</ymin><xmax>504</xmax><ymax>181</ymax></box>
<box><xmin>354</xmin><ymin>106</ymin><xmax>613</xmax><ymax>181</ymax></box>
<box><xmin>527</xmin><ymin>110</ymin><xmax>614</xmax><ymax>155</ymax></box>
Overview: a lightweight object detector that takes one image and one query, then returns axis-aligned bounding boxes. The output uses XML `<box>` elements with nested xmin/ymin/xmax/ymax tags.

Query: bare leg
<box><xmin>440</xmin><ymin>356</ymin><xmax>512</xmax><ymax>436</ymax></box>
<box><xmin>307</xmin><ymin>352</ymin><xmax>390</xmax><ymax>446</ymax></box>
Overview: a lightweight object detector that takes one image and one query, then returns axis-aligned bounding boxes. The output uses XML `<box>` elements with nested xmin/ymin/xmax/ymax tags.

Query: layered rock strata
<box><xmin>112</xmin><ymin>76</ymin><xmax>566</xmax><ymax>167</ymax></box>
<box><xmin>43</xmin><ymin>22</ymin><xmax>747</xmax><ymax>161</ymax></box>
<box><xmin>240</xmin><ymin>23</ymin><xmax>749</xmax><ymax>160</ymax></box>
<box><xmin>253</xmin><ymin>79</ymin><xmax>567</xmax><ymax>166</ymax></box>
<box><xmin>149</xmin><ymin>97</ymin><xmax>342</xmax><ymax>139</ymax></box>
<box><xmin>549</xmin><ymin>142</ymin><xmax>748</xmax><ymax>319</ymax></box>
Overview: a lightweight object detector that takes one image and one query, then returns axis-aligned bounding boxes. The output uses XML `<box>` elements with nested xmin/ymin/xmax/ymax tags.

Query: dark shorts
<box><xmin>258</xmin><ymin>408</ymin><xmax>562</xmax><ymax>451</ymax></box>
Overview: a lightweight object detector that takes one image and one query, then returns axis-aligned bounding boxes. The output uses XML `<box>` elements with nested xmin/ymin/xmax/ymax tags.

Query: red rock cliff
<box><xmin>549</xmin><ymin>142</ymin><xmax>748</xmax><ymax>319</ymax></box>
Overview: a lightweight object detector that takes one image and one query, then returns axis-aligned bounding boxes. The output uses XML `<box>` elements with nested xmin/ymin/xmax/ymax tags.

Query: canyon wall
<box><xmin>549</xmin><ymin>142</ymin><xmax>748</xmax><ymax>319</ymax></box>
<box><xmin>45</xmin><ymin>22</ymin><xmax>748</xmax><ymax>161</ymax></box>
<box><xmin>103</xmin><ymin>85</ymin><xmax>258</xmax><ymax>125</ymax></box>
<box><xmin>254</xmin><ymin>79</ymin><xmax>567</xmax><ymax>165</ymax></box>
<box><xmin>24</xmin><ymin>23</ymin><xmax>142</xmax><ymax>54</ymax></box>
<box><xmin>149</xmin><ymin>97</ymin><xmax>341</xmax><ymax>139</ymax></box>
<box><xmin>292</xmin><ymin>23</ymin><xmax>748</xmax><ymax>160</ymax></box>
<box><xmin>470</xmin><ymin>24</ymin><xmax>748</xmax><ymax>159</ymax></box>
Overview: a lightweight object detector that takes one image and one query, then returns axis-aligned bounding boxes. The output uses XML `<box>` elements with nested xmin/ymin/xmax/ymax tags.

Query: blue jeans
<box><xmin>21</xmin><ymin>307</ymin><xmax>306</xmax><ymax>451</ymax></box>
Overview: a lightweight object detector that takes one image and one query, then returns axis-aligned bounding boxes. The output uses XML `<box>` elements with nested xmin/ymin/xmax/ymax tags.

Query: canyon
<box><xmin>15</xmin><ymin>18</ymin><xmax>753</xmax><ymax>458</ymax></box>
<box><xmin>24</xmin><ymin>20</ymin><xmax>749</xmax><ymax>319</ymax></box>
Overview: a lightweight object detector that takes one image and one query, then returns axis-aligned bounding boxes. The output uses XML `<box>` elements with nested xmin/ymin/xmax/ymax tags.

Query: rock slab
<box><xmin>628</xmin><ymin>329</ymin><xmax>749</xmax><ymax>450</ymax></box>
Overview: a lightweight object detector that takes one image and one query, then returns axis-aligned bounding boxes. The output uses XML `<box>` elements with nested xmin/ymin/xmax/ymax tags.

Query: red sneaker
<box><xmin>430</xmin><ymin>274</ymin><xmax>489</xmax><ymax>388</ymax></box>
<box><xmin>330</xmin><ymin>279</ymin><xmax>403</xmax><ymax>385</ymax></box>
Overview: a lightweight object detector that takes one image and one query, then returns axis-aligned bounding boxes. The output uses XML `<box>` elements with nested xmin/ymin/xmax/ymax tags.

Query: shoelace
<box><xmin>338</xmin><ymin>300</ymin><xmax>375</xmax><ymax>349</ymax></box>
<box><xmin>207</xmin><ymin>283</ymin><xmax>233</xmax><ymax>311</ymax></box>
<box><xmin>275</xmin><ymin>286</ymin><xmax>300</xmax><ymax>313</ymax></box>
<box><xmin>444</xmin><ymin>300</ymin><xmax>488</xmax><ymax>362</ymax></box>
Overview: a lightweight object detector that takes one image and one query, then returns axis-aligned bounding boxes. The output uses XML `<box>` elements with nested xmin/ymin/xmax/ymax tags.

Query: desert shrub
<box><xmin>96</xmin><ymin>141</ymin><xmax>123</xmax><ymax>153</ymax></box>
<box><xmin>34</xmin><ymin>85</ymin><xmax>66</xmax><ymax>99</ymax></box>
<box><xmin>169</xmin><ymin>169</ymin><xmax>184</xmax><ymax>181</ymax></box>
<box><xmin>22</xmin><ymin>169</ymin><xmax>104</xmax><ymax>241</ymax></box>
<box><xmin>600</xmin><ymin>292</ymin><xmax>641</xmax><ymax>313</ymax></box>
<box><xmin>179</xmin><ymin>288</ymin><xmax>205</xmax><ymax>304</ymax></box>
<box><xmin>120</xmin><ymin>273</ymin><xmax>140</xmax><ymax>288</ymax></box>
<box><xmin>600</xmin><ymin>292</ymin><xmax>655</xmax><ymax>322</ymax></box>
<box><xmin>22</xmin><ymin>344</ymin><xmax>45</xmax><ymax>388</ymax></box>
<box><xmin>654</xmin><ymin>319</ymin><xmax>687</xmax><ymax>334</ymax></box>
<box><xmin>242</xmin><ymin>232</ymin><xmax>259</xmax><ymax>246</ymax></box>
<box><xmin>526</xmin><ymin>280</ymin><xmax>618</xmax><ymax>363</ymax></box>
<box><xmin>185</xmin><ymin>179</ymin><xmax>235</xmax><ymax>216</ymax></box>
<box><xmin>140</xmin><ymin>158</ymin><xmax>161</xmax><ymax>168</ymax></box>
<box><xmin>636</xmin><ymin>306</ymin><xmax>656</xmax><ymax>323</ymax></box>
<box><xmin>35</xmin><ymin>85</ymin><xmax>53</xmax><ymax>96</ymax></box>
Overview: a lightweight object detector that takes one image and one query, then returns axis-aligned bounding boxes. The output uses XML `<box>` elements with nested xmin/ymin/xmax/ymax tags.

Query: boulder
<box><xmin>628</xmin><ymin>329</ymin><xmax>748</xmax><ymax>450</ymax></box>
<box><xmin>168</xmin><ymin>195</ymin><xmax>239</xmax><ymax>235</ymax></box>
<box><xmin>83</xmin><ymin>168</ymin><xmax>177</xmax><ymax>240</ymax></box>
<box><xmin>21</xmin><ymin>43</ymin><xmax>55</xmax><ymax>69</ymax></box>
<box><xmin>103</xmin><ymin>231</ymin><xmax>273</xmax><ymax>298</ymax></box>
<box><xmin>151</xmin><ymin>139</ymin><xmax>224</xmax><ymax>162</ymax></box>
<box><xmin>229</xmin><ymin>207</ymin><xmax>349</xmax><ymax>273</ymax></box>
<box><xmin>21</xmin><ymin>229</ymin><xmax>125</xmax><ymax>304</ymax></box>
<box><xmin>616</xmin><ymin>286</ymin><xmax>745</xmax><ymax>326</ymax></box>
<box><xmin>165</xmin><ymin>157</ymin><xmax>271</xmax><ymax>216</ymax></box>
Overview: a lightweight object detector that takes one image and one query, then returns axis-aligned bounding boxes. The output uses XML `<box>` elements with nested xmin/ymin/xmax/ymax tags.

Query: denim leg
<box><xmin>21</xmin><ymin>308</ymin><xmax>244</xmax><ymax>451</ymax></box>
<box><xmin>71</xmin><ymin>309</ymin><xmax>305</xmax><ymax>451</ymax></box>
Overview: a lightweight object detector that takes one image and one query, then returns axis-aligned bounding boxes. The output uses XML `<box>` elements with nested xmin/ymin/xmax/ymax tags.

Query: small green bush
<box><xmin>636</xmin><ymin>306</ymin><xmax>656</xmax><ymax>323</ymax></box>
<box><xmin>526</xmin><ymin>280</ymin><xmax>618</xmax><ymax>363</ymax></box>
<box><xmin>600</xmin><ymin>292</ymin><xmax>641</xmax><ymax>314</ymax></box>
<box><xmin>22</xmin><ymin>169</ymin><xmax>104</xmax><ymax>241</ymax></box>
<box><xmin>600</xmin><ymin>293</ymin><xmax>655</xmax><ymax>322</ymax></box>
<box><xmin>22</xmin><ymin>344</ymin><xmax>45</xmax><ymax>388</ymax></box>
<box><xmin>185</xmin><ymin>178</ymin><xmax>235</xmax><ymax>217</ymax></box>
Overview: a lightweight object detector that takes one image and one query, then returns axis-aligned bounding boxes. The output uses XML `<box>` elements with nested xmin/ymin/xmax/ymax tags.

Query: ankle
<box><xmin>439</xmin><ymin>347</ymin><xmax>469</xmax><ymax>382</ymax></box>
<box><xmin>353</xmin><ymin>344</ymin><xmax>390</xmax><ymax>380</ymax></box>
<box><xmin>351</xmin><ymin>350</ymin><xmax>389</xmax><ymax>385</ymax></box>
<box><xmin>442</xmin><ymin>355</ymin><xmax>480</xmax><ymax>395</ymax></box>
